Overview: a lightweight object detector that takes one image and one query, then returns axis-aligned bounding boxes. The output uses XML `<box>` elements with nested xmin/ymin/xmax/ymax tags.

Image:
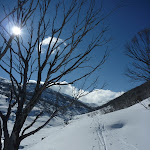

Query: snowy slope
<box><xmin>0</xmin><ymin>77</ymin><xmax>93</xmax><ymax>124</ymax></box>
<box><xmin>19</xmin><ymin>98</ymin><xmax>150</xmax><ymax>150</ymax></box>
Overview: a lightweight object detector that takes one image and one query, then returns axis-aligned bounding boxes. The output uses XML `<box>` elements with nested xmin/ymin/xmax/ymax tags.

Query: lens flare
<box><xmin>12</xmin><ymin>26</ymin><xmax>21</xmax><ymax>35</ymax></box>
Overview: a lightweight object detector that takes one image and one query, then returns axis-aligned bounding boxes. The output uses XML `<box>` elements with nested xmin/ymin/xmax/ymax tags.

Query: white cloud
<box><xmin>79</xmin><ymin>89</ymin><xmax>124</xmax><ymax>106</ymax></box>
<box><xmin>29</xmin><ymin>80</ymin><xmax>44</xmax><ymax>84</ymax></box>
<box><xmin>50</xmin><ymin>81</ymin><xmax>79</xmax><ymax>97</ymax></box>
<box><xmin>28</xmin><ymin>80</ymin><xmax>124</xmax><ymax>106</ymax></box>
<box><xmin>50</xmin><ymin>82</ymin><xmax>124</xmax><ymax>106</ymax></box>
<box><xmin>41</xmin><ymin>37</ymin><xmax>67</xmax><ymax>54</ymax></box>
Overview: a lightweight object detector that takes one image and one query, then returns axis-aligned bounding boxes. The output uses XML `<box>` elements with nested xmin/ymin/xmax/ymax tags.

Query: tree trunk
<box><xmin>4</xmin><ymin>132</ymin><xmax>20</xmax><ymax>150</ymax></box>
<box><xmin>0</xmin><ymin>120</ymin><xmax>2</xmax><ymax>150</ymax></box>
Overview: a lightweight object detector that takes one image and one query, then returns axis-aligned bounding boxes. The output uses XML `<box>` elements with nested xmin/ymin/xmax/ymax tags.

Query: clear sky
<box><xmin>95</xmin><ymin>0</ymin><xmax>150</xmax><ymax>92</ymax></box>
<box><xmin>0</xmin><ymin>0</ymin><xmax>150</xmax><ymax>93</ymax></box>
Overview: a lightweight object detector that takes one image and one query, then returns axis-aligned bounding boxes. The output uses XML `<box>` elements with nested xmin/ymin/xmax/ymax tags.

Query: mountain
<box><xmin>0</xmin><ymin>77</ymin><xmax>93</xmax><ymax>124</ymax></box>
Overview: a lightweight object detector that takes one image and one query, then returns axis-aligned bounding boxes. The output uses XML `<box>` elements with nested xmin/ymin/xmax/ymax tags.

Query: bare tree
<box><xmin>0</xmin><ymin>0</ymin><xmax>110</xmax><ymax>149</ymax></box>
<box><xmin>125</xmin><ymin>28</ymin><xmax>150</xmax><ymax>82</ymax></box>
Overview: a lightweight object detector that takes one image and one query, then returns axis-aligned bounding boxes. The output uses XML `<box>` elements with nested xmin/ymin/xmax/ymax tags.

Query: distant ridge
<box><xmin>95</xmin><ymin>81</ymin><xmax>150</xmax><ymax>113</ymax></box>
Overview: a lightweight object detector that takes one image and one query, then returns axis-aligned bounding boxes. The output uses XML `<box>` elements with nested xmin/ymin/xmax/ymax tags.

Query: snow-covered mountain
<box><xmin>0</xmin><ymin>77</ymin><xmax>93</xmax><ymax>123</ymax></box>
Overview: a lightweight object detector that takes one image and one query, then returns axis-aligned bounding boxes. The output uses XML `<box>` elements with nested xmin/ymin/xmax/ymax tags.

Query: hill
<box><xmin>95</xmin><ymin>81</ymin><xmax>150</xmax><ymax>113</ymax></box>
<box><xmin>20</xmin><ymin>98</ymin><xmax>150</xmax><ymax>150</ymax></box>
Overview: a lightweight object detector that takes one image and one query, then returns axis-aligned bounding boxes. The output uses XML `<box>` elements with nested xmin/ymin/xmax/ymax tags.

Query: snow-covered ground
<box><xmin>17</xmin><ymin>98</ymin><xmax>150</xmax><ymax>150</ymax></box>
<box><xmin>0</xmin><ymin>92</ymin><xmax>149</xmax><ymax>150</ymax></box>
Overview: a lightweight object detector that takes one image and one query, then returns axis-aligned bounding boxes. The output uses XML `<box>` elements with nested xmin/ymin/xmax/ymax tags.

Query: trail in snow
<box><xmin>93</xmin><ymin>116</ymin><xmax>107</xmax><ymax>150</ymax></box>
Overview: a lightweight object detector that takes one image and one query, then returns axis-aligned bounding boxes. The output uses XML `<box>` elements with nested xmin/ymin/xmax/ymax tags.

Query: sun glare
<box><xmin>12</xmin><ymin>26</ymin><xmax>21</xmax><ymax>35</ymax></box>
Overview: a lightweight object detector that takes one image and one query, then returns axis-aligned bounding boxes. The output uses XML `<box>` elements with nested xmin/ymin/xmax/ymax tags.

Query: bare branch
<box><xmin>21</xmin><ymin>111</ymin><xmax>43</xmax><ymax>136</ymax></box>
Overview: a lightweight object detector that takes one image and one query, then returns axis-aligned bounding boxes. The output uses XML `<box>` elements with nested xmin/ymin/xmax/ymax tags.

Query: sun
<box><xmin>12</xmin><ymin>26</ymin><xmax>21</xmax><ymax>35</ymax></box>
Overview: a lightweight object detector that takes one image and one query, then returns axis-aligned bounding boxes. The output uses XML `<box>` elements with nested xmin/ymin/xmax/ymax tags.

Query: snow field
<box><xmin>20</xmin><ymin>98</ymin><xmax>150</xmax><ymax>150</ymax></box>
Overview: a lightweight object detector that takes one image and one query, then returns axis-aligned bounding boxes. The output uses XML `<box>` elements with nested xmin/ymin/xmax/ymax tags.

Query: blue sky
<box><xmin>96</xmin><ymin>0</ymin><xmax>150</xmax><ymax>92</ymax></box>
<box><xmin>0</xmin><ymin>0</ymin><xmax>150</xmax><ymax>93</ymax></box>
<box><xmin>60</xmin><ymin>0</ymin><xmax>150</xmax><ymax>92</ymax></box>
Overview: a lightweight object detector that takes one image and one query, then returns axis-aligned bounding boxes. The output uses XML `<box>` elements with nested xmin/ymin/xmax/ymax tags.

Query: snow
<box><xmin>0</xmin><ymin>91</ymin><xmax>150</xmax><ymax>150</ymax></box>
<box><xmin>17</xmin><ymin>98</ymin><xmax>150</xmax><ymax>150</ymax></box>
